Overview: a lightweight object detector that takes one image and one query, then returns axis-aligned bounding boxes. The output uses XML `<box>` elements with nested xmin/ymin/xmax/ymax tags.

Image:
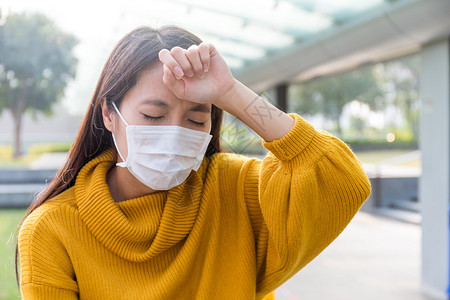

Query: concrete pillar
<box><xmin>420</xmin><ymin>38</ymin><xmax>450</xmax><ymax>299</ymax></box>
<box><xmin>276</xmin><ymin>83</ymin><xmax>288</xmax><ymax>112</ymax></box>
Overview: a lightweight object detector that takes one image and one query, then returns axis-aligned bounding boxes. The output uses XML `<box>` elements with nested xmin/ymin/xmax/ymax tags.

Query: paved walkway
<box><xmin>273</xmin><ymin>212</ymin><xmax>441</xmax><ymax>300</ymax></box>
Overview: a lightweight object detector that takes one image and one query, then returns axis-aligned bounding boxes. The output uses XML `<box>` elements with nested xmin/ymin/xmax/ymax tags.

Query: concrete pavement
<box><xmin>273</xmin><ymin>211</ymin><xmax>441</xmax><ymax>300</ymax></box>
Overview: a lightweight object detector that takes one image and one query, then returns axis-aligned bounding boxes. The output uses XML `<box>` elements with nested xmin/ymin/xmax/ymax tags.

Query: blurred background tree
<box><xmin>291</xmin><ymin>66</ymin><xmax>384</xmax><ymax>136</ymax></box>
<box><xmin>0</xmin><ymin>11</ymin><xmax>78</xmax><ymax>158</ymax></box>
<box><xmin>381</xmin><ymin>55</ymin><xmax>420</xmax><ymax>141</ymax></box>
<box><xmin>289</xmin><ymin>54</ymin><xmax>420</xmax><ymax>150</ymax></box>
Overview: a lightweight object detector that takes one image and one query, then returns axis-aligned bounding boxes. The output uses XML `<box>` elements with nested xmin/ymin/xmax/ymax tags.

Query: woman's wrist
<box><xmin>213</xmin><ymin>78</ymin><xmax>239</xmax><ymax>110</ymax></box>
<box><xmin>213</xmin><ymin>80</ymin><xmax>295</xmax><ymax>142</ymax></box>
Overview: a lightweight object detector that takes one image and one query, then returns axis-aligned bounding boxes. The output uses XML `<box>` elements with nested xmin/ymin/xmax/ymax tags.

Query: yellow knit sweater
<box><xmin>18</xmin><ymin>113</ymin><xmax>371</xmax><ymax>300</ymax></box>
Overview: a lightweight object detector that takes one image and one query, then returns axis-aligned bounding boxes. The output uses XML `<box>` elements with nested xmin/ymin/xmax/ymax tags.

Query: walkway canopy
<box><xmin>128</xmin><ymin>0</ymin><xmax>450</xmax><ymax>92</ymax></box>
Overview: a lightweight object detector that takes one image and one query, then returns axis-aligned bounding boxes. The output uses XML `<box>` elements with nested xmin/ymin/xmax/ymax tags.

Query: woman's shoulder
<box><xmin>19</xmin><ymin>187</ymin><xmax>76</xmax><ymax>239</ymax></box>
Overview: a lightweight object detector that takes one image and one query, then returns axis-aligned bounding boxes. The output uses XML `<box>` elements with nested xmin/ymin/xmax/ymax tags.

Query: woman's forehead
<box><xmin>124</xmin><ymin>65</ymin><xmax>211</xmax><ymax>112</ymax></box>
<box><xmin>135</xmin><ymin>64</ymin><xmax>164</xmax><ymax>88</ymax></box>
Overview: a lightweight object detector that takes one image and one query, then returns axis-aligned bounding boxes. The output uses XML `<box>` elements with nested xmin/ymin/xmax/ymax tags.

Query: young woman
<box><xmin>16</xmin><ymin>25</ymin><xmax>371</xmax><ymax>299</ymax></box>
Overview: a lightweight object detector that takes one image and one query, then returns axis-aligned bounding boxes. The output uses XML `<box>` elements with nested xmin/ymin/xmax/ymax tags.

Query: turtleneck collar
<box><xmin>75</xmin><ymin>148</ymin><xmax>208</xmax><ymax>262</ymax></box>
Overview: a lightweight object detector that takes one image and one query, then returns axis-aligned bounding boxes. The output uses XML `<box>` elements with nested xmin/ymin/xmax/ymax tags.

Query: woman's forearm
<box><xmin>215</xmin><ymin>79</ymin><xmax>295</xmax><ymax>142</ymax></box>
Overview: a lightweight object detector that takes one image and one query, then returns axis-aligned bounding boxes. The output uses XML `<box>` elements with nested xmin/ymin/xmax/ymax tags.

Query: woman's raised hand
<box><xmin>159</xmin><ymin>41</ymin><xmax>295</xmax><ymax>142</ymax></box>
<box><xmin>158</xmin><ymin>42</ymin><xmax>236</xmax><ymax>106</ymax></box>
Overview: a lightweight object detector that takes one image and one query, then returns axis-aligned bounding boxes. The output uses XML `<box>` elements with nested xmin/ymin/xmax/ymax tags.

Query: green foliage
<box><xmin>0</xmin><ymin>146</ymin><xmax>29</xmax><ymax>168</ymax></box>
<box><xmin>291</xmin><ymin>66</ymin><xmax>384</xmax><ymax>134</ymax></box>
<box><xmin>344</xmin><ymin>137</ymin><xmax>418</xmax><ymax>151</ymax></box>
<box><xmin>220</xmin><ymin>115</ymin><xmax>265</xmax><ymax>155</ymax></box>
<box><xmin>0</xmin><ymin>142</ymin><xmax>71</xmax><ymax>168</ymax></box>
<box><xmin>0</xmin><ymin>12</ymin><xmax>78</xmax><ymax>113</ymax></box>
<box><xmin>381</xmin><ymin>55</ymin><xmax>421</xmax><ymax>139</ymax></box>
<box><xmin>221</xmin><ymin>138</ymin><xmax>265</xmax><ymax>155</ymax></box>
<box><xmin>290</xmin><ymin>54</ymin><xmax>420</xmax><ymax>150</ymax></box>
<box><xmin>0</xmin><ymin>12</ymin><xmax>78</xmax><ymax>157</ymax></box>
<box><xmin>0</xmin><ymin>209</ymin><xmax>26</xmax><ymax>299</ymax></box>
<box><xmin>0</xmin><ymin>145</ymin><xmax>13</xmax><ymax>161</ymax></box>
<box><xmin>27</xmin><ymin>142</ymin><xmax>71</xmax><ymax>159</ymax></box>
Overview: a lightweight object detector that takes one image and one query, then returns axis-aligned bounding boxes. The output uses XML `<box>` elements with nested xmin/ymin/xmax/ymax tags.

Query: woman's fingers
<box><xmin>158</xmin><ymin>48</ymin><xmax>184</xmax><ymax>79</ymax></box>
<box><xmin>170</xmin><ymin>46</ymin><xmax>195</xmax><ymax>78</ymax></box>
<box><xmin>186</xmin><ymin>45</ymin><xmax>204</xmax><ymax>78</ymax></box>
<box><xmin>158</xmin><ymin>42</ymin><xmax>234</xmax><ymax>104</ymax></box>
<box><xmin>159</xmin><ymin>48</ymin><xmax>194</xmax><ymax>79</ymax></box>
<box><xmin>198</xmin><ymin>42</ymin><xmax>212</xmax><ymax>73</ymax></box>
<box><xmin>162</xmin><ymin>63</ymin><xmax>184</xmax><ymax>98</ymax></box>
<box><xmin>159</xmin><ymin>43</ymin><xmax>213</xmax><ymax>79</ymax></box>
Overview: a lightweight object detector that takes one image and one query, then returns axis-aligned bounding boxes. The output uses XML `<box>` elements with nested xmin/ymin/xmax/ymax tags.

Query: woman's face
<box><xmin>102</xmin><ymin>62</ymin><xmax>212</xmax><ymax>162</ymax></box>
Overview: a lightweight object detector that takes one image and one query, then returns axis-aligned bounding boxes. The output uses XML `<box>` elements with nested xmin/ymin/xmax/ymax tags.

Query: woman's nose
<box><xmin>165</xmin><ymin>116</ymin><xmax>184</xmax><ymax>127</ymax></box>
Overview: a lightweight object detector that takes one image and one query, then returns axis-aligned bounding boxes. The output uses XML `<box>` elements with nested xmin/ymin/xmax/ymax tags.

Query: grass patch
<box><xmin>0</xmin><ymin>209</ymin><xmax>26</xmax><ymax>299</ymax></box>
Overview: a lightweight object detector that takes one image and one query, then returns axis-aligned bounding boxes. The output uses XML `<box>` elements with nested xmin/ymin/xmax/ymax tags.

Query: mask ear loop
<box><xmin>112</xmin><ymin>102</ymin><xmax>129</xmax><ymax>126</ymax></box>
<box><xmin>111</xmin><ymin>102</ymin><xmax>129</xmax><ymax>167</ymax></box>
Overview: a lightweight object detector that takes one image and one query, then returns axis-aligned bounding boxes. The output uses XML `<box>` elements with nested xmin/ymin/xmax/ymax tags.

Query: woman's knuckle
<box><xmin>170</xmin><ymin>46</ymin><xmax>183</xmax><ymax>55</ymax></box>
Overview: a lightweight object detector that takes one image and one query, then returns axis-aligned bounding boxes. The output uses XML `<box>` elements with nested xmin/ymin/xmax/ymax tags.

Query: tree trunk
<box><xmin>336</xmin><ymin>122</ymin><xmax>343</xmax><ymax>137</ymax></box>
<box><xmin>12</xmin><ymin>111</ymin><xmax>22</xmax><ymax>158</ymax></box>
<box><xmin>334</xmin><ymin>108</ymin><xmax>344</xmax><ymax>137</ymax></box>
<box><xmin>12</xmin><ymin>97</ymin><xmax>25</xmax><ymax>159</ymax></box>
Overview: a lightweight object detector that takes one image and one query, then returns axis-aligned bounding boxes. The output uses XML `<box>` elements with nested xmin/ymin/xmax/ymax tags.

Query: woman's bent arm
<box><xmin>237</xmin><ymin>113</ymin><xmax>371</xmax><ymax>298</ymax></box>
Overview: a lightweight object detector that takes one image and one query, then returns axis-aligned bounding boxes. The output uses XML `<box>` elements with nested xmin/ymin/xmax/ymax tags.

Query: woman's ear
<box><xmin>101</xmin><ymin>99</ymin><xmax>115</xmax><ymax>133</ymax></box>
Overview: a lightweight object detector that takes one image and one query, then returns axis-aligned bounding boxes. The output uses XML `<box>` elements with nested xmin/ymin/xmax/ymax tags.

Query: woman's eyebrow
<box><xmin>141</xmin><ymin>99</ymin><xmax>169</xmax><ymax>108</ymax></box>
<box><xmin>140</xmin><ymin>99</ymin><xmax>209</xmax><ymax>113</ymax></box>
<box><xmin>189</xmin><ymin>104</ymin><xmax>211</xmax><ymax>113</ymax></box>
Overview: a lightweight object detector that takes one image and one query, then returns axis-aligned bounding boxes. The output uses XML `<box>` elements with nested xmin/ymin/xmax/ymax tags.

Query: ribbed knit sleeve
<box><xmin>18</xmin><ymin>200</ymin><xmax>79</xmax><ymax>299</ymax></box>
<box><xmin>241</xmin><ymin>113</ymin><xmax>371</xmax><ymax>298</ymax></box>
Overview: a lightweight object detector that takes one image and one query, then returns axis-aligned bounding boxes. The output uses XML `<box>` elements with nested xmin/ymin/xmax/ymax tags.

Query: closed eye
<box><xmin>142</xmin><ymin>113</ymin><xmax>204</xmax><ymax>127</ymax></box>
<box><xmin>142</xmin><ymin>114</ymin><xmax>164</xmax><ymax>121</ymax></box>
<box><xmin>189</xmin><ymin>120</ymin><xmax>205</xmax><ymax>127</ymax></box>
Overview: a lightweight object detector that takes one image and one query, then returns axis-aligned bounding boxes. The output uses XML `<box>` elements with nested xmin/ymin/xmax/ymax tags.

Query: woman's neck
<box><xmin>106</xmin><ymin>165</ymin><xmax>159</xmax><ymax>203</ymax></box>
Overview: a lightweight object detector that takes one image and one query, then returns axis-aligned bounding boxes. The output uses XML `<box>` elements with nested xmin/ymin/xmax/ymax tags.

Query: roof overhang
<box><xmin>233</xmin><ymin>0</ymin><xmax>450</xmax><ymax>92</ymax></box>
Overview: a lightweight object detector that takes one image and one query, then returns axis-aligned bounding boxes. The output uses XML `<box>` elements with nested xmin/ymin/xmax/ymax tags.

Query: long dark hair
<box><xmin>15</xmin><ymin>25</ymin><xmax>223</xmax><ymax>288</ymax></box>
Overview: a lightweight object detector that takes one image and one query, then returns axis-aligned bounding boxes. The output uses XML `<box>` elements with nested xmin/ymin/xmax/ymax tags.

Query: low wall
<box><xmin>362</xmin><ymin>177</ymin><xmax>419</xmax><ymax>212</ymax></box>
<box><xmin>0</xmin><ymin>170</ymin><xmax>420</xmax><ymax>210</ymax></box>
<box><xmin>0</xmin><ymin>169</ymin><xmax>56</xmax><ymax>208</ymax></box>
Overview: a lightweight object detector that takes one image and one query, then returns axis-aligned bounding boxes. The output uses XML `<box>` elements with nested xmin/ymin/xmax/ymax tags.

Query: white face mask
<box><xmin>111</xmin><ymin>102</ymin><xmax>212</xmax><ymax>190</ymax></box>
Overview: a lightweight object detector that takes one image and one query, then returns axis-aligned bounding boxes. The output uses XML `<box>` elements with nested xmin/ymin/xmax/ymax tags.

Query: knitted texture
<box><xmin>18</xmin><ymin>113</ymin><xmax>371</xmax><ymax>299</ymax></box>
